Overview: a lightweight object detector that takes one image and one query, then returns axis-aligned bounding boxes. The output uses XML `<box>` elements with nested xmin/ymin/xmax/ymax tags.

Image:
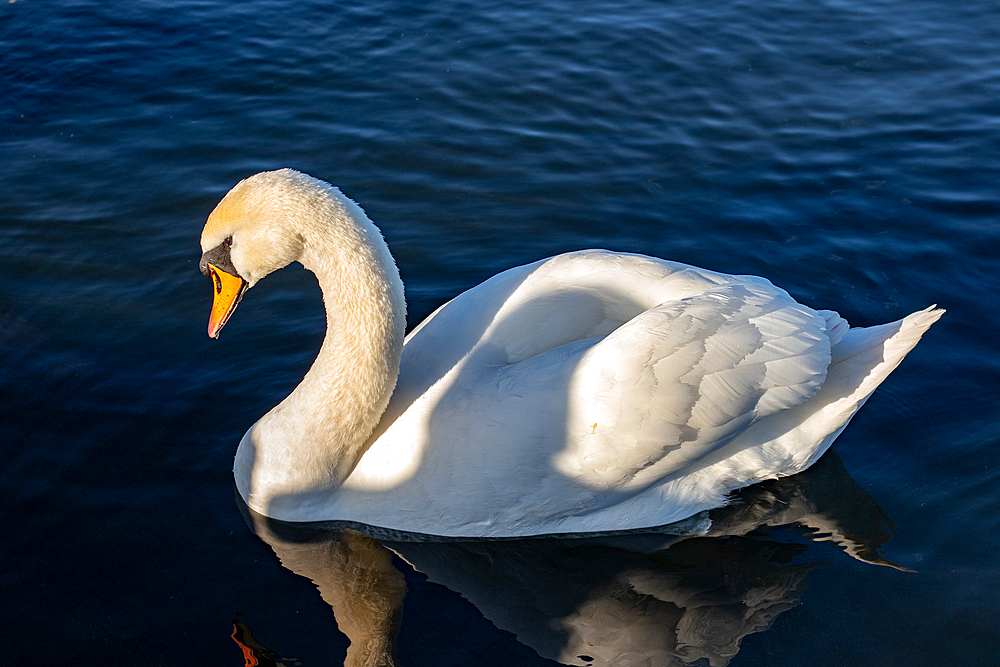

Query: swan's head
<box><xmin>199</xmin><ymin>169</ymin><xmax>316</xmax><ymax>337</ymax></box>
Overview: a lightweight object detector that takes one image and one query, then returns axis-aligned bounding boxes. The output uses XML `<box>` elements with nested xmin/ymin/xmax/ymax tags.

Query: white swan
<box><xmin>200</xmin><ymin>169</ymin><xmax>942</xmax><ymax>537</ymax></box>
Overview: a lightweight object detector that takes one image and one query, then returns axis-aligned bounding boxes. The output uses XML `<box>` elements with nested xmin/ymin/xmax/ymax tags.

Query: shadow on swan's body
<box><xmin>199</xmin><ymin>168</ymin><xmax>942</xmax><ymax>537</ymax></box>
<box><xmin>242</xmin><ymin>448</ymin><xmax>900</xmax><ymax>667</ymax></box>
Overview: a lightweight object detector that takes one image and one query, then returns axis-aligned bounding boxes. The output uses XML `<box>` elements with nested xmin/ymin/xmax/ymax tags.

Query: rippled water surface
<box><xmin>2</xmin><ymin>1</ymin><xmax>998</xmax><ymax>664</ymax></box>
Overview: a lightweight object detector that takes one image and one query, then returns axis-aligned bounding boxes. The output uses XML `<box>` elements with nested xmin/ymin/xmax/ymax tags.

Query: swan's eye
<box><xmin>224</xmin><ymin>236</ymin><xmax>233</xmax><ymax>248</ymax></box>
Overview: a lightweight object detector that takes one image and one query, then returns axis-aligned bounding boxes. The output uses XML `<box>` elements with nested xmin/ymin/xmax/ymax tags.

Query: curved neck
<box><xmin>235</xmin><ymin>193</ymin><xmax>406</xmax><ymax>515</ymax></box>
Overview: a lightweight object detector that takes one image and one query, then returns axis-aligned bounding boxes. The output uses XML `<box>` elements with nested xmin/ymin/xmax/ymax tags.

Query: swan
<box><xmin>200</xmin><ymin>168</ymin><xmax>942</xmax><ymax>537</ymax></box>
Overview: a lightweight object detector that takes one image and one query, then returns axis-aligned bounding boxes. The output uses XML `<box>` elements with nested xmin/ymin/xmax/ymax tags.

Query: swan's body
<box><xmin>200</xmin><ymin>169</ymin><xmax>942</xmax><ymax>537</ymax></box>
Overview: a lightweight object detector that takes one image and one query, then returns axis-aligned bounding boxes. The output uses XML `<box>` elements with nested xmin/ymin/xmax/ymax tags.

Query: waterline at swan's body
<box><xmin>200</xmin><ymin>169</ymin><xmax>942</xmax><ymax>537</ymax></box>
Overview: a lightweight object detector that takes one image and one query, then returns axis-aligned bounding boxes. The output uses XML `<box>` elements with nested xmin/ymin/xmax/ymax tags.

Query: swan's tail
<box><xmin>827</xmin><ymin>305</ymin><xmax>944</xmax><ymax>398</ymax></box>
<box><xmin>738</xmin><ymin>305</ymin><xmax>944</xmax><ymax>475</ymax></box>
<box><xmin>647</xmin><ymin>306</ymin><xmax>943</xmax><ymax>527</ymax></box>
<box><xmin>782</xmin><ymin>305</ymin><xmax>945</xmax><ymax>468</ymax></box>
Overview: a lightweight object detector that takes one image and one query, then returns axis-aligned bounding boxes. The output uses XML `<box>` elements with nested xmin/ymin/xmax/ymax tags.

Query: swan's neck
<box><xmin>235</xmin><ymin>194</ymin><xmax>405</xmax><ymax>515</ymax></box>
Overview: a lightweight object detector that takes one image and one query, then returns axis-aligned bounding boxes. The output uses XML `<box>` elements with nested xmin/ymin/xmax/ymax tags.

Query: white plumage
<box><xmin>200</xmin><ymin>169</ymin><xmax>942</xmax><ymax>537</ymax></box>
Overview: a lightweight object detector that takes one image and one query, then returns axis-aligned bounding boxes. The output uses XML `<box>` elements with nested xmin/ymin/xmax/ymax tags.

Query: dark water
<box><xmin>1</xmin><ymin>0</ymin><xmax>998</xmax><ymax>664</ymax></box>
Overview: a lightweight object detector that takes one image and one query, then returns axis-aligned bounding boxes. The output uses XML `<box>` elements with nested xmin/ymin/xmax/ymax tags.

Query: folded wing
<box><xmin>554</xmin><ymin>281</ymin><xmax>837</xmax><ymax>494</ymax></box>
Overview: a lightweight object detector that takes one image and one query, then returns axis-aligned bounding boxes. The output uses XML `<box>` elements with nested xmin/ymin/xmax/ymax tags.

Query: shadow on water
<box><xmin>237</xmin><ymin>448</ymin><xmax>899</xmax><ymax>666</ymax></box>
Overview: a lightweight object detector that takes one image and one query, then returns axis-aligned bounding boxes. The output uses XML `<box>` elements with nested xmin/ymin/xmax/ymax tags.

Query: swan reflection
<box><xmin>240</xmin><ymin>449</ymin><xmax>897</xmax><ymax>666</ymax></box>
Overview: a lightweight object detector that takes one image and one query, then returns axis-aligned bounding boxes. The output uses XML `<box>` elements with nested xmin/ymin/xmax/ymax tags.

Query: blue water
<box><xmin>1</xmin><ymin>0</ymin><xmax>998</xmax><ymax>664</ymax></box>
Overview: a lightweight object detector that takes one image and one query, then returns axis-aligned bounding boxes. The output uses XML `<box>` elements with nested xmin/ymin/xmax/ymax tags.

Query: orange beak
<box><xmin>206</xmin><ymin>263</ymin><xmax>248</xmax><ymax>339</ymax></box>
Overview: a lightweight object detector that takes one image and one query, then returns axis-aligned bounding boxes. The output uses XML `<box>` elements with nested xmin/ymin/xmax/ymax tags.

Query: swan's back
<box><xmin>326</xmin><ymin>251</ymin><xmax>941</xmax><ymax>537</ymax></box>
<box><xmin>388</xmin><ymin>252</ymin><xmax>769</xmax><ymax>408</ymax></box>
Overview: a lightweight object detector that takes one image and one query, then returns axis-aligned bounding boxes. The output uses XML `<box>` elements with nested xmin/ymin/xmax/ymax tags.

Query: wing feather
<box><xmin>555</xmin><ymin>281</ymin><xmax>834</xmax><ymax>496</ymax></box>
